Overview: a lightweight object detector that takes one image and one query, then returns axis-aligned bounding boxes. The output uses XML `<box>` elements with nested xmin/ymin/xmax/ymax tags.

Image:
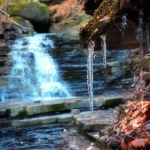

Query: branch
<box><xmin>0</xmin><ymin>9</ymin><xmax>9</xmax><ymax>17</ymax></box>
<box><xmin>7</xmin><ymin>17</ymin><xmax>28</xmax><ymax>32</ymax></box>
<box><xmin>0</xmin><ymin>8</ymin><xmax>28</xmax><ymax>32</ymax></box>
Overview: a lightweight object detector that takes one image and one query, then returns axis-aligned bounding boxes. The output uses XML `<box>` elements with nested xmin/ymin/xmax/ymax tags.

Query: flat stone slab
<box><xmin>0</xmin><ymin>109</ymin><xmax>117</xmax><ymax>130</ymax></box>
<box><xmin>73</xmin><ymin>109</ymin><xmax>118</xmax><ymax>131</ymax></box>
<box><xmin>0</xmin><ymin>96</ymin><xmax>124</xmax><ymax>118</ymax></box>
<box><xmin>0</xmin><ymin>113</ymin><xmax>73</xmax><ymax>128</ymax></box>
<box><xmin>0</xmin><ymin>95</ymin><xmax>126</xmax><ymax>122</ymax></box>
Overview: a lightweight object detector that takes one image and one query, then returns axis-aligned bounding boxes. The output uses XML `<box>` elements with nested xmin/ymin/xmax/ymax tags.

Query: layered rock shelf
<box><xmin>0</xmin><ymin>39</ymin><xmax>139</xmax><ymax>100</ymax></box>
<box><xmin>0</xmin><ymin>96</ymin><xmax>124</xmax><ymax>129</ymax></box>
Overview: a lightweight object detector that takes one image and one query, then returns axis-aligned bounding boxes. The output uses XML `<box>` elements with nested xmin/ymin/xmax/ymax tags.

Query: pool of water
<box><xmin>0</xmin><ymin>123</ymin><xmax>114</xmax><ymax>150</ymax></box>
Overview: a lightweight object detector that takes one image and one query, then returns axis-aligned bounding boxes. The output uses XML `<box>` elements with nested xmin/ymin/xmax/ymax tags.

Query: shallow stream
<box><xmin>0</xmin><ymin>123</ymin><xmax>114</xmax><ymax>150</ymax></box>
<box><xmin>0</xmin><ymin>33</ymin><xmax>133</xmax><ymax>149</ymax></box>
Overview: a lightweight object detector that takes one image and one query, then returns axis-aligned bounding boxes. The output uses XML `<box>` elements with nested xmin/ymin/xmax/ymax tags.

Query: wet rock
<box><xmin>0</xmin><ymin>108</ymin><xmax>6</xmax><ymax>117</ymax></box>
<box><xmin>13</xmin><ymin>17</ymin><xmax>34</xmax><ymax>36</ymax></box>
<box><xmin>6</xmin><ymin>106</ymin><xmax>26</xmax><ymax>118</ymax></box>
<box><xmin>26</xmin><ymin>102</ymin><xmax>66</xmax><ymax>116</ymax></box>
<box><xmin>139</xmin><ymin>54</ymin><xmax>150</xmax><ymax>69</ymax></box>
<box><xmin>71</xmin><ymin>109</ymin><xmax>80</xmax><ymax>115</ymax></box>
<box><xmin>142</xmin><ymin>72</ymin><xmax>150</xmax><ymax>81</ymax></box>
<box><xmin>108</xmin><ymin>61</ymin><xmax>121</xmax><ymax>67</ymax></box>
<box><xmin>11</xmin><ymin>116</ymin><xmax>57</xmax><ymax>127</ymax></box>
<box><xmin>75</xmin><ymin>99</ymin><xmax>90</xmax><ymax>109</ymax></box>
<box><xmin>73</xmin><ymin>110</ymin><xmax>117</xmax><ymax>131</ymax></box>
<box><xmin>94</xmin><ymin>99</ymin><xmax>103</xmax><ymax>107</ymax></box>
<box><xmin>3</xmin><ymin>113</ymin><xmax>72</xmax><ymax>128</ymax></box>
<box><xmin>57</xmin><ymin>114</ymin><xmax>72</xmax><ymax>123</ymax></box>
<box><xmin>102</xmin><ymin>97</ymin><xmax>123</xmax><ymax>107</ymax></box>
<box><xmin>0</xmin><ymin>67</ymin><xmax>11</xmax><ymax>74</ymax></box>
<box><xmin>48</xmin><ymin>0</ymin><xmax>91</xmax><ymax>42</ymax></box>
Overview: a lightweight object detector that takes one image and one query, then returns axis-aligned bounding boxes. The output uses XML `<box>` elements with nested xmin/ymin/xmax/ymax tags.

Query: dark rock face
<box><xmin>79</xmin><ymin>0</ymin><xmax>150</xmax><ymax>44</ymax></box>
<box><xmin>50</xmin><ymin>38</ymin><xmax>136</xmax><ymax>96</ymax></box>
<box><xmin>79</xmin><ymin>0</ymin><xmax>102</xmax><ymax>15</ymax></box>
<box><xmin>96</xmin><ymin>20</ymin><xmax>139</xmax><ymax>50</ymax></box>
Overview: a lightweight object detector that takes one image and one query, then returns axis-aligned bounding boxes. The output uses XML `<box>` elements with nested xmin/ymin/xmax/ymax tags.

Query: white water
<box><xmin>2</xmin><ymin>34</ymin><xmax>71</xmax><ymax>101</ymax></box>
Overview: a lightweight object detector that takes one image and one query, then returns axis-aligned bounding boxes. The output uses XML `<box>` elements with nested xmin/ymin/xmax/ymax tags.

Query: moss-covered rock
<box><xmin>102</xmin><ymin>97</ymin><xmax>123</xmax><ymax>107</ymax></box>
<box><xmin>6</xmin><ymin>107</ymin><xmax>26</xmax><ymax>118</ymax></box>
<box><xmin>7</xmin><ymin>2</ymin><xmax>51</xmax><ymax>32</ymax></box>
<box><xmin>0</xmin><ymin>0</ymin><xmax>24</xmax><ymax>7</ymax></box>
<box><xmin>13</xmin><ymin>16</ymin><xmax>34</xmax><ymax>36</ymax></box>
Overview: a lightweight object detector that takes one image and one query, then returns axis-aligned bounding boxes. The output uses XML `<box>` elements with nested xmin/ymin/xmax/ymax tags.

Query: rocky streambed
<box><xmin>0</xmin><ymin>96</ymin><xmax>123</xmax><ymax>150</ymax></box>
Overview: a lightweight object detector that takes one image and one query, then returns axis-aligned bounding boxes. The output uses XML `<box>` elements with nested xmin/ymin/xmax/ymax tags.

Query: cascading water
<box><xmin>1</xmin><ymin>33</ymin><xmax>71</xmax><ymax>101</ymax></box>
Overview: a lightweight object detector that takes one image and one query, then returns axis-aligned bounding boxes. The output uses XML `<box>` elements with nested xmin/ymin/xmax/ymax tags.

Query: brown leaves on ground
<box><xmin>105</xmin><ymin>101</ymin><xmax>150</xmax><ymax>150</ymax></box>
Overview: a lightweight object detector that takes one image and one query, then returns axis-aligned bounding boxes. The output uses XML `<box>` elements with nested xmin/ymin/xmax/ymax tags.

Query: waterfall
<box><xmin>1</xmin><ymin>33</ymin><xmax>71</xmax><ymax>101</ymax></box>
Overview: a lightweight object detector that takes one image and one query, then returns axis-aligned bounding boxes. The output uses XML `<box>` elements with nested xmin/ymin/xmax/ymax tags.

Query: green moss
<box><xmin>51</xmin><ymin>103</ymin><xmax>66</xmax><ymax>111</ymax></box>
<box><xmin>7</xmin><ymin>2</ymin><xmax>49</xmax><ymax>16</ymax></box>
<box><xmin>102</xmin><ymin>98</ymin><xmax>123</xmax><ymax>107</ymax></box>
<box><xmin>0</xmin><ymin>0</ymin><xmax>5</xmax><ymax>5</ymax></box>
<box><xmin>65</xmin><ymin>101</ymin><xmax>76</xmax><ymax>109</ymax></box>
<box><xmin>12</xmin><ymin>0</ymin><xmax>24</xmax><ymax>3</ymax></box>
<box><xmin>13</xmin><ymin>16</ymin><xmax>23</xmax><ymax>21</ymax></box>
<box><xmin>16</xmin><ymin>109</ymin><xmax>27</xmax><ymax>119</ymax></box>
<box><xmin>37</xmin><ymin>2</ymin><xmax>49</xmax><ymax>12</ymax></box>
<box><xmin>7</xmin><ymin>3</ymin><xmax>25</xmax><ymax>15</ymax></box>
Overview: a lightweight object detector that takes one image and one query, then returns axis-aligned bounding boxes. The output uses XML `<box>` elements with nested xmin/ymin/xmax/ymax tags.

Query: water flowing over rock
<box><xmin>0</xmin><ymin>33</ymin><xmax>71</xmax><ymax>102</ymax></box>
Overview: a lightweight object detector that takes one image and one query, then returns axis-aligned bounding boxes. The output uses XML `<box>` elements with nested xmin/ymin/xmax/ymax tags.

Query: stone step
<box><xmin>0</xmin><ymin>108</ymin><xmax>117</xmax><ymax>130</ymax></box>
<box><xmin>0</xmin><ymin>113</ymin><xmax>73</xmax><ymax>128</ymax></box>
<box><xmin>72</xmin><ymin>109</ymin><xmax>118</xmax><ymax>131</ymax></box>
<box><xmin>0</xmin><ymin>96</ymin><xmax>123</xmax><ymax>119</ymax></box>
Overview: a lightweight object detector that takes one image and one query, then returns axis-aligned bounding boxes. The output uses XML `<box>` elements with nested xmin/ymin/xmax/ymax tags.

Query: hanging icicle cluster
<box><xmin>145</xmin><ymin>23</ymin><xmax>150</xmax><ymax>52</ymax></box>
<box><xmin>87</xmin><ymin>41</ymin><xmax>95</xmax><ymax>113</ymax></box>
<box><xmin>100</xmin><ymin>34</ymin><xmax>107</xmax><ymax>68</ymax></box>
<box><xmin>121</xmin><ymin>14</ymin><xmax>127</xmax><ymax>37</ymax></box>
<box><xmin>115</xmin><ymin>14</ymin><xmax>127</xmax><ymax>37</ymax></box>
<box><xmin>136</xmin><ymin>9</ymin><xmax>144</xmax><ymax>58</ymax></box>
<box><xmin>87</xmin><ymin>34</ymin><xmax>107</xmax><ymax>112</ymax></box>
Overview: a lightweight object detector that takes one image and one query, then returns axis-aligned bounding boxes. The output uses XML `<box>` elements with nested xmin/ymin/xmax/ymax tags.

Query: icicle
<box><xmin>87</xmin><ymin>40</ymin><xmax>95</xmax><ymax>113</ymax></box>
<box><xmin>131</xmin><ymin>74</ymin><xmax>136</xmax><ymax>87</ymax></box>
<box><xmin>115</xmin><ymin>14</ymin><xmax>127</xmax><ymax>37</ymax></box>
<box><xmin>100</xmin><ymin>34</ymin><xmax>107</xmax><ymax>68</ymax></box>
<box><xmin>145</xmin><ymin>23</ymin><xmax>150</xmax><ymax>52</ymax></box>
<box><xmin>134</xmin><ymin>74</ymin><xmax>136</xmax><ymax>85</ymax></box>
<box><xmin>136</xmin><ymin>9</ymin><xmax>144</xmax><ymax>58</ymax></box>
<box><xmin>121</xmin><ymin>14</ymin><xmax>127</xmax><ymax>37</ymax></box>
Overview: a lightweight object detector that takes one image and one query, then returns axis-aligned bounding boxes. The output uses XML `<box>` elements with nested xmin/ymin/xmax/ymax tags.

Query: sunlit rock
<box><xmin>7</xmin><ymin>2</ymin><xmax>51</xmax><ymax>32</ymax></box>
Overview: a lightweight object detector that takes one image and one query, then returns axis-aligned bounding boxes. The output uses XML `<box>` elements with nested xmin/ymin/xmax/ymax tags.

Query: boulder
<box><xmin>13</xmin><ymin>16</ymin><xmax>34</xmax><ymax>35</ymax></box>
<box><xmin>7</xmin><ymin>2</ymin><xmax>51</xmax><ymax>32</ymax></box>
<box><xmin>48</xmin><ymin>0</ymin><xmax>91</xmax><ymax>39</ymax></box>
<box><xmin>2</xmin><ymin>16</ymin><xmax>34</xmax><ymax>39</ymax></box>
